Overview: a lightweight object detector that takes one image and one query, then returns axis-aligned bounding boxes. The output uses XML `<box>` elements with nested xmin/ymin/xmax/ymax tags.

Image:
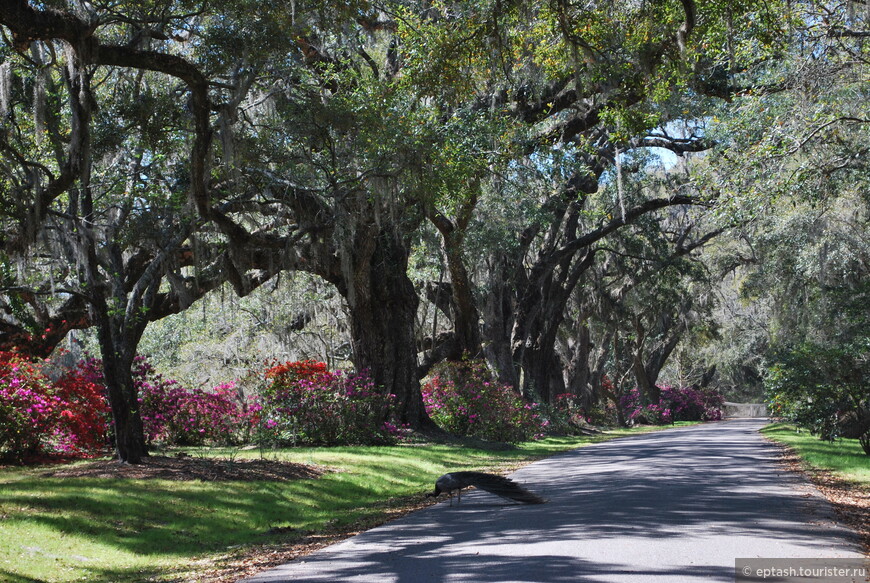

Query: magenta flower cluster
<box><xmin>126</xmin><ymin>357</ymin><xmax>256</xmax><ymax>446</ymax></box>
<box><xmin>0</xmin><ymin>373</ymin><xmax>58</xmax><ymax>460</ymax></box>
<box><xmin>422</xmin><ymin>359</ymin><xmax>545</xmax><ymax>443</ymax></box>
<box><xmin>1</xmin><ymin>350</ymin><xmax>410</xmax><ymax>459</ymax></box>
<box><xmin>74</xmin><ymin>356</ymin><xmax>257</xmax><ymax>447</ymax></box>
<box><xmin>619</xmin><ymin>385</ymin><xmax>724</xmax><ymax>425</ymax></box>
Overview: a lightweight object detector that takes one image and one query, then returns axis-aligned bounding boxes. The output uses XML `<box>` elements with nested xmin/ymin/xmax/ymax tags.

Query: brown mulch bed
<box><xmin>770</xmin><ymin>441</ymin><xmax>870</xmax><ymax>554</ymax></box>
<box><xmin>42</xmin><ymin>454</ymin><xmax>326</xmax><ymax>482</ymax></box>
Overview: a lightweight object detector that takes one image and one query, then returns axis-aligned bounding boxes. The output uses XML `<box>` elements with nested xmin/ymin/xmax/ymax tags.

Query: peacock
<box><xmin>426</xmin><ymin>471</ymin><xmax>546</xmax><ymax>505</ymax></box>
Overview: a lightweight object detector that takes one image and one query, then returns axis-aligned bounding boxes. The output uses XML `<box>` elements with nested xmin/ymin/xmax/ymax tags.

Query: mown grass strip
<box><xmin>760</xmin><ymin>423</ymin><xmax>870</xmax><ymax>485</ymax></box>
<box><xmin>0</xmin><ymin>423</ymin><xmax>696</xmax><ymax>583</ymax></box>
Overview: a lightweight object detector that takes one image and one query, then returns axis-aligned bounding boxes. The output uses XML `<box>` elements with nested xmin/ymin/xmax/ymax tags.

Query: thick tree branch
<box><xmin>559</xmin><ymin>194</ymin><xmax>703</xmax><ymax>261</ymax></box>
<box><xmin>677</xmin><ymin>0</ymin><xmax>697</xmax><ymax>54</ymax></box>
<box><xmin>633</xmin><ymin>134</ymin><xmax>712</xmax><ymax>155</ymax></box>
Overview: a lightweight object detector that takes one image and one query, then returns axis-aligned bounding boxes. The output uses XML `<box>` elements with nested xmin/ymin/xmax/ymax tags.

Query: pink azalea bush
<box><xmin>619</xmin><ymin>385</ymin><xmax>724</xmax><ymax>425</ymax></box>
<box><xmin>1</xmin><ymin>349</ymin><xmax>406</xmax><ymax>459</ymax></box>
<box><xmin>257</xmin><ymin>360</ymin><xmax>399</xmax><ymax>446</ymax></box>
<box><xmin>1</xmin><ymin>349</ymin><xmax>412</xmax><ymax>459</ymax></box>
<box><xmin>661</xmin><ymin>385</ymin><xmax>724</xmax><ymax>422</ymax></box>
<box><xmin>127</xmin><ymin>357</ymin><xmax>254</xmax><ymax>446</ymax></box>
<box><xmin>422</xmin><ymin>359</ymin><xmax>545</xmax><ymax>443</ymax></box>
<box><xmin>0</xmin><ymin>351</ymin><xmax>60</xmax><ymax>461</ymax></box>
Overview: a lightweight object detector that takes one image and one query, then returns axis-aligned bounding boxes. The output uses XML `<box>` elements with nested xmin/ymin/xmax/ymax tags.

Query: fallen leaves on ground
<box><xmin>771</xmin><ymin>442</ymin><xmax>870</xmax><ymax>554</ymax></box>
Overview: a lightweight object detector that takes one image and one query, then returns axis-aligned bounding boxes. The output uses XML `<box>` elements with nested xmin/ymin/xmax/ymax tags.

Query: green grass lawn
<box><xmin>760</xmin><ymin>423</ymin><xmax>870</xmax><ymax>485</ymax></box>
<box><xmin>0</xmin><ymin>424</ymin><xmax>694</xmax><ymax>583</ymax></box>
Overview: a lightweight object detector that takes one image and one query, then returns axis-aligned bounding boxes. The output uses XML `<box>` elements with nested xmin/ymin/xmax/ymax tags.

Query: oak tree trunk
<box><xmin>346</xmin><ymin>227</ymin><xmax>428</xmax><ymax>428</ymax></box>
<box><xmin>443</xmin><ymin>241</ymin><xmax>483</xmax><ymax>359</ymax></box>
<box><xmin>565</xmin><ymin>323</ymin><xmax>598</xmax><ymax>408</ymax></box>
<box><xmin>520</xmin><ymin>342</ymin><xmax>567</xmax><ymax>404</ymax></box>
<box><xmin>99</xmin><ymin>343</ymin><xmax>148</xmax><ymax>464</ymax></box>
<box><xmin>482</xmin><ymin>259</ymin><xmax>521</xmax><ymax>387</ymax></box>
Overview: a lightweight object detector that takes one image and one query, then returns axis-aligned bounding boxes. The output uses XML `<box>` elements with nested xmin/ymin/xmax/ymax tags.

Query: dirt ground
<box><xmin>42</xmin><ymin>454</ymin><xmax>325</xmax><ymax>481</ymax></box>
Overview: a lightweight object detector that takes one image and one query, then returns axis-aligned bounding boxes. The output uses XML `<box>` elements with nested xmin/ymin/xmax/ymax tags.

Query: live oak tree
<box><xmin>0</xmin><ymin>0</ymin><xmax>292</xmax><ymax>461</ymax></box>
<box><xmin>0</xmin><ymin>0</ymin><xmax>467</xmax><ymax>431</ymax></box>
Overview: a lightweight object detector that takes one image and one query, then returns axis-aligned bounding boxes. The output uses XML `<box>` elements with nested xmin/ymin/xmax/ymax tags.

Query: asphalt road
<box><xmin>243</xmin><ymin>419</ymin><xmax>864</xmax><ymax>582</ymax></box>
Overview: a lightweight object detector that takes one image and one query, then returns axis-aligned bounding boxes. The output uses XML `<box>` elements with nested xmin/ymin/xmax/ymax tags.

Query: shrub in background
<box><xmin>547</xmin><ymin>381</ymin><xmax>627</xmax><ymax>430</ymax></box>
<box><xmin>0</xmin><ymin>351</ymin><xmax>117</xmax><ymax>461</ymax></box>
<box><xmin>662</xmin><ymin>385</ymin><xmax>724</xmax><ymax>422</ymax></box>
<box><xmin>264</xmin><ymin>359</ymin><xmax>328</xmax><ymax>384</ymax></box>
<box><xmin>620</xmin><ymin>385</ymin><xmax>724</xmax><ymax>426</ymax></box>
<box><xmin>545</xmin><ymin>393</ymin><xmax>606</xmax><ymax>434</ymax></box>
<box><xmin>549</xmin><ymin>393</ymin><xmax>587</xmax><ymax>432</ymax></box>
<box><xmin>765</xmin><ymin>342</ymin><xmax>869</xmax><ymax>453</ymax></box>
<box><xmin>422</xmin><ymin>359</ymin><xmax>544</xmax><ymax>443</ymax></box>
<box><xmin>258</xmin><ymin>360</ymin><xmax>398</xmax><ymax>446</ymax></box>
<box><xmin>72</xmin><ymin>355</ymin><xmax>251</xmax><ymax>447</ymax></box>
<box><xmin>130</xmin><ymin>357</ymin><xmax>252</xmax><ymax>446</ymax></box>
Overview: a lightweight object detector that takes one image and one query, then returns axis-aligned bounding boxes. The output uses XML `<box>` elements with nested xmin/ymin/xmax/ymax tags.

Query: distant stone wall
<box><xmin>723</xmin><ymin>402</ymin><xmax>768</xmax><ymax>418</ymax></box>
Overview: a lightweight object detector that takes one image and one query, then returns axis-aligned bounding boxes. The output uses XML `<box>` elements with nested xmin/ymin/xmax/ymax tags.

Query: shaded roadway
<box><xmin>243</xmin><ymin>419</ymin><xmax>864</xmax><ymax>582</ymax></box>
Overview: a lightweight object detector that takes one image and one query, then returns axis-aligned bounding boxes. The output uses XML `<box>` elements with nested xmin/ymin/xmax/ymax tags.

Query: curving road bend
<box><xmin>243</xmin><ymin>419</ymin><xmax>864</xmax><ymax>582</ymax></box>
